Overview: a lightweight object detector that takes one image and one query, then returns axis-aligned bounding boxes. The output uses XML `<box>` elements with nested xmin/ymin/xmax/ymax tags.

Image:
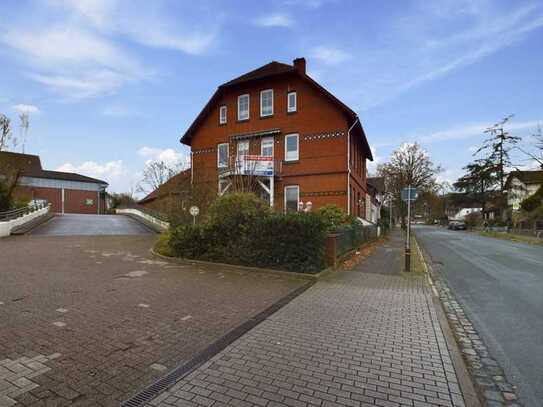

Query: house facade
<box><xmin>505</xmin><ymin>170</ymin><xmax>543</xmax><ymax>210</ymax></box>
<box><xmin>181</xmin><ymin>58</ymin><xmax>373</xmax><ymax>216</ymax></box>
<box><xmin>0</xmin><ymin>151</ymin><xmax>108</xmax><ymax>214</ymax></box>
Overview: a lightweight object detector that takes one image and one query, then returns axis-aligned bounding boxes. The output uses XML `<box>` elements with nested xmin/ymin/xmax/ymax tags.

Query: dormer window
<box><xmin>260</xmin><ymin>89</ymin><xmax>273</xmax><ymax>117</ymax></box>
<box><xmin>238</xmin><ymin>94</ymin><xmax>249</xmax><ymax>121</ymax></box>
<box><xmin>219</xmin><ymin>105</ymin><xmax>227</xmax><ymax>124</ymax></box>
<box><xmin>287</xmin><ymin>91</ymin><xmax>297</xmax><ymax>113</ymax></box>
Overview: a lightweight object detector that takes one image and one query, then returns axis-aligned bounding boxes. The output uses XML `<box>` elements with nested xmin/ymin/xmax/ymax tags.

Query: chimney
<box><xmin>293</xmin><ymin>57</ymin><xmax>306</xmax><ymax>74</ymax></box>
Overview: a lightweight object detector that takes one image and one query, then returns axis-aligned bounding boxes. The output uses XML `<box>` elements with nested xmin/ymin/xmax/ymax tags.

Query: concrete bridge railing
<box><xmin>115</xmin><ymin>208</ymin><xmax>169</xmax><ymax>232</ymax></box>
<box><xmin>0</xmin><ymin>204</ymin><xmax>51</xmax><ymax>237</ymax></box>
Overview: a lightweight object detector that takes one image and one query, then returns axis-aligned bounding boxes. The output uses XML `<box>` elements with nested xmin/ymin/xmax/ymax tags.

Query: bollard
<box><xmin>405</xmin><ymin>248</ymin><xmax>411</xmax><ymax>272</ymax></box>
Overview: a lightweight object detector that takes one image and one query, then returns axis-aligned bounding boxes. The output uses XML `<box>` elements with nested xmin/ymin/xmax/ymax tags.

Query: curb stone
<box><xmin>415</xmin><ymin>236</ymin><xmax>523</xmax><ymax>407</ymax></box>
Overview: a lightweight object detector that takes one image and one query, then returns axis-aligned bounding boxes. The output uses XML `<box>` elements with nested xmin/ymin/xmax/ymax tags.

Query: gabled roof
<box><xmin>221</xmin><ymin>61</ymin><xmax>295</xmax><ymax>88</ymax></box>
<box><xmin>506</xmin><ymin>170</ymin><xmax>543</xmax><ymax>188</ymax></box>
<box><xmin>0</xmin><ymin>151</ymin><xmax>108</xmax><ymax>185</ymax></box>
<box><xmin>180</xmin><ymin>59</ymin><xmax>373</xmax><ymax>161</ymax></box>
<box><xmin>139</xmin><ymin>169</ymin><xmax>191</xmax><ymax>204</ymax></box>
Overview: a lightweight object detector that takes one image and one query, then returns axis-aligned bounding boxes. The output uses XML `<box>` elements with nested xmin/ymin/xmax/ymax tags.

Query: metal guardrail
<box><xmin>0</xmin><ymin>202</ymin><xmax>47</xmax><ymax>222</ymax></box>
<box><xmin>117</xmin><ymin>205</ymin><xmax>169</xmax><ymax>222</ymax></box>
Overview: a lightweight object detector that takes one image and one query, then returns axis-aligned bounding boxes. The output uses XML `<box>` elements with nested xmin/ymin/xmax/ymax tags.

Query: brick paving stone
<box><xmin>146</xmin><ymin>231</ymin><xmax>468</xmax><ymax>407</ymax></box>
<box><xmin>1</xmin><ymin>235</ymin><xmax>305</xmax><ymax>406</ymax></box>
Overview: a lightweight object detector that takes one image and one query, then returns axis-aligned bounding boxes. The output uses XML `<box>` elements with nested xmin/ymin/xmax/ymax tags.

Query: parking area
<box><xmin>30</xmin><ymin>214</ymin><xmax>153</xmax><ymax>236</ymax></box>
<box><xmin>0</xmin><ymin>234</ymin><xmax>305</xmax><ymax>406</ymax></box>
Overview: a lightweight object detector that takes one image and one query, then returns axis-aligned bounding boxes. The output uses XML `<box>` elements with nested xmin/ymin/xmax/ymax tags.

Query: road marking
<box><xmin>181</xmin><ymin>315</ymin><xmax>192</xmax><ymax>321</ymax></box>
<box><xmin>138</xmin><ymin>303</ymin><xmax>150</xmax><ymax>308</ymax></box>
<box><xmin>52</xmin><ymin>322</ymin><xmax>66</xmax><ymax>327</ymax></box>
<box><xmin>125</xmin><ymin>270</ymin><xmax>148</xmax><ymax>278</ymax></box>
<box><xmin>56</xmin><ymin>308</ymin><xmax>68</xmax><ymax>313</ymax></box>
<box><xmin>149</xmin><ymin>363</ymin><xmax>168</xmax><ymax>372</ymax></box>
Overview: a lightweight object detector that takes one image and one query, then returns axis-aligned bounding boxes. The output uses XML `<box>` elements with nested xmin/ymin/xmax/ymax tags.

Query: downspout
<box><xmin>347</xmin><ymin>117</ymin><xmax>359</xmax><ymax>216</ymax></box>
<box><xmin>190</xmin><ymin>151</ymin><xmax>194</xmax><ymax>185</ymax></box>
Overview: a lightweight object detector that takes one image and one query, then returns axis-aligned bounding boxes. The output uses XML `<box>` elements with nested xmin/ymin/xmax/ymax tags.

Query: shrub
<box><xmin>520</xmin><ymin>186</ymin><xmax>543</xmax><ymax>212</ymax></box>
<box><xmin>168</xmin><ymin>193</ymin><xmax>328</xmax><ymax>273</ymax></box>
<box><xmin>0</xmin><ymin>179</ymin><xmax>10</xmax><ymax>211</ymax></box>
<box><xmin>315</xmin><ymin>204</ymin><xmax>349</xmax><ymax>231</ymax></box>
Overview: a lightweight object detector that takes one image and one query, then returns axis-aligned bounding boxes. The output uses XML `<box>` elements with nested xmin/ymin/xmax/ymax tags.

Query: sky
<box><xmin>0</xmin><ymin>0</ymin><xmax>542</xmax><ymax>194</ymax></box>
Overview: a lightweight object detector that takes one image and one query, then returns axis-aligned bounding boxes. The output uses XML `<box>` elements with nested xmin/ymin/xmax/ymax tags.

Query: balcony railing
<box><xmin>219</xmin><ymin>155</ymin><xmax>282</xmax><ymax>178</ymax></box>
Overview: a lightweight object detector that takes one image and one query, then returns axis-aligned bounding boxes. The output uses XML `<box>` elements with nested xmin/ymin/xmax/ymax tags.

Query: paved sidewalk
<box><xmin>146</xmin><ymin>230</ymin><xmax>467</xmax><ymax>407</ymax></box>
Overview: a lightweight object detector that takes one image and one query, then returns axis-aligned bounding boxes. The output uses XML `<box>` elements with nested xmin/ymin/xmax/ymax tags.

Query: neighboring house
<box><xmin>505</xmin><ymin>170</ymin><xmax>543</xmax><ymax>210</ymax></box>
<box><xmin>0</xmin><ymin>151</ymin><xmax>108</xmax><ymax>214</ymax></box>
<box><xmin>139</xmin><ymin>169</ymin><xmax>191</xmax><ymax>212</ymax></box>
<box><xmin>366</xmin><ymin>177</ymin><xmax>385</xmax><ymax>224</ymax></box>
<box><xmin>449</xmin><ymin>207</ymin><xmax>482</xmax><ymax>221</ymax></box>
<box><xmin>181</xmin><ymin>58</ymin><xmax>373</xmax><ymax>215</ymax></box>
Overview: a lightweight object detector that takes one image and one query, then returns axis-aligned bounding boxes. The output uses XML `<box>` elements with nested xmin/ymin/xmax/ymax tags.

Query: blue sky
<box><xmin>1</xmin><ymin>0</ymin><xmax>542</xmax><ymax>193</ymax></box>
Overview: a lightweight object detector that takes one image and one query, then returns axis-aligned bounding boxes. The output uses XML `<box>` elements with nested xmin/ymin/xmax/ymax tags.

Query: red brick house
<box><xmin>182</xmin><ymin>58</ymin><xmax>373</xmax><ymax>216</ymax></box>
<box><xmin>0</xmin><ymin>151</ymin><xmax>108</xmax><ymax>214</ymax></box>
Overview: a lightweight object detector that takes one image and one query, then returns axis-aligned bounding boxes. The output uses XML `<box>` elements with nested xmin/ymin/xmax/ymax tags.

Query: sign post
<box><xmin>189</xmin><ymin>205</ymin><xmax>199</xmax><ymax>226</ymax></box>
<box><xmin>401</xmin><ymin>186</ymin><xmax>418</xmax><ymax>272</ymax></box>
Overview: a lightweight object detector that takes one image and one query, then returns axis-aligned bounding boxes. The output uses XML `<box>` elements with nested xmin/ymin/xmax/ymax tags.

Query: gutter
<box><xmin>346</xmin><ymin>116</ymin><xmax>359</xmax><ymax>215</ymax></box>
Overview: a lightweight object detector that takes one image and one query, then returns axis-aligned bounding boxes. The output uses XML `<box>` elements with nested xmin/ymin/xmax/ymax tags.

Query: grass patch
<box><xmin>479</xmin><ymin>231</ymin><xmax>543</xmax><ymax>246</ymax></box>
<box><xmin>401</xmin><ymin>234</ymin><xmax>427</xmax><ymax>278</ymax></box>
<box><xmin>154</xmin><ymin>232</ymin><xmax>174</xmax><ymax>257</ymax></box>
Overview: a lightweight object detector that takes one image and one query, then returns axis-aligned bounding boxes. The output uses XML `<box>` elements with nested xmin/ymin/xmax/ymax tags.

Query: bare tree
<box><xmin>19</xmin><ymin>112</ymin><xmax>29</xmax><ymax>153</ymax></box>
<box><xmin>377</xmin><ymin>143</ymin><xmax>442</xmax><ymax>225</ymax></box>
<box><xmin>137</xmin><ymin>161</ymin><xmax>178</xmax><ymax>195</ymax></box>
<box><xmin>0</xmin><ymin>114</ymin><xmax>12</xmax><ymax>151</ymax></box>
<box><xmin>515</xmin><ymin>124</ymin><xmax>543</xmax><ymax>170</ymax></box>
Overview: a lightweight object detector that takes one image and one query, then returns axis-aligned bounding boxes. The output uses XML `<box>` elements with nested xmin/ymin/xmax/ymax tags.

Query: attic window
<box><xmin>287</xmin><ymin>91</ymin><xmax>297</xmax><ymax>113</ymax></box>
<box><xmin>238</xmin><ymin>94</ymin><xmax>249</xmax><ymax>120</ymax></box>
<box><xmin>260</xmin><ymin>89</ymin><xmax>273</xmax><ymax>117</ymax></box>
<box><xmin>219</xmin><ymin>105</ymin><xmax>227</xmax><ymax>124</ymax></box>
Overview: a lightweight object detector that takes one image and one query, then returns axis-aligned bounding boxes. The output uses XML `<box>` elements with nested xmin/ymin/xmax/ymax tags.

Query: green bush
<box><xmin>315</xmin><ymin>204</ymin><xmax>348</xmax><ymax>230</ymax></box>
<box><xmin>0</xmin><ymin>180</ymin><xmax>10</xmax><ymax>211</ymax></box>
<box><xmin>520</xmin><ymin>186</ymin><xmax>543</xmax><ymax>212</ymax></box>
<box><xmin>168</xmin><ymin>193</ymin><xmax>328</xmax><ymax>273</ymax></box>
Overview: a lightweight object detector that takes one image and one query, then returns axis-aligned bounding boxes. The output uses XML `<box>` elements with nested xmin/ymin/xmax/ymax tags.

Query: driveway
<box><xmin>0</xmin><ymin>234</ymin><xmax>305</xmax><ymax>406</ymax></box>
<box><xmin>31</xmin><ymin>213</ymin><xmax>153</xmax><ymax>236</ymax></box>
<box><xmin>415</xmin><ymin>226</ymin><xmax>543</xmax><ymax>407</ymax></box>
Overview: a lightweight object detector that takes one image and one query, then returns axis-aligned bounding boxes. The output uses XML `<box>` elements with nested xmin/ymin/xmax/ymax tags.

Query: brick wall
<box><xmin>189</xmin><ymin>73</ymin><xmax>369</xmax><ymax>215</ymax></box>
<box><xmin>13</xmin><ymin>186</ymin><xmax>105</xmax><ymax>214</ymax></box>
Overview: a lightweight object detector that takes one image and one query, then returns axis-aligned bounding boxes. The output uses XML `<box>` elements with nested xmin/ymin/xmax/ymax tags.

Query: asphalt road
<box><xmin>414</xmin><ymin>225</ymin><xmax>543</xmax><ymax>407</ymax></box>
<box><xmin>31</xmin><ymin>213</ymin><xmax>153</xmax><ymax>235</ymax></box>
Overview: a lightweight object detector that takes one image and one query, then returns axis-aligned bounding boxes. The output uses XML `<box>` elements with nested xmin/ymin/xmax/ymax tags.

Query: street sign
<box><xmin>189</xmin><ymin>206</ymin><xmax>199</xmax><ymax>216</ymax></box>
<box><xmin>401</xmin><ymin>187</ymin><xmax>418</xmax><ymax>202</ymax></box>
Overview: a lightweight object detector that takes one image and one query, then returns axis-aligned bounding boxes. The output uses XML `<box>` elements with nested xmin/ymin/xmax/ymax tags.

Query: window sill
<box><xmin>236</xmin><ymin>118</ymin><xmax>250</xmax><ymax>123</ymax></box>
<box><xmin>287</xmin><ymin>110</ymin><xmax>297</xmax><ymax>115</ymax></box>
<box><xmin>283</xmin><ymin>160</ymin><xmax>300</xmax><ymax>165</ymax></box>
<box><xmin>219</xmin><ymin>122</ymin><xmax>227</xmax><ymax>127</ymax></box>
<box><xmin>259</xmin><ymin>114</ymin><xmax>274</xmax><ymax>120</ymax></box>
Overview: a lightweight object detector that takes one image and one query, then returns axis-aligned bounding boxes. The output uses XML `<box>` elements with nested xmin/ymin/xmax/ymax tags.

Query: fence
<box><xmin>325</xmin><ymin>223</ymin><xmax>378</xmax><ymax>267</ymax></box>
<box><xmin>115</xmin><ymin>207</ymin><xmax>170</xmax><ymax>232</ymax></box>
<box><xmin>0</xmin><ymin>203</ymin><xmax>50</xmax><ymax>237</ymax></box>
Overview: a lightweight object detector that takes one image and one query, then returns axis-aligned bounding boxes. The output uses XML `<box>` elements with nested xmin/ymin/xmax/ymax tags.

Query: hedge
<box><xmin>168</xmin><ymin>193</ymin><xmax>329</xmax><ymax>273</ymax></box>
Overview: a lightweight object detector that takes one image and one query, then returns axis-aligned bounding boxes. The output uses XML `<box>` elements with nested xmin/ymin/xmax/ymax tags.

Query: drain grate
<box><xmin>120</xmin><ymin>281</ymin><xmax>314</xmax><ymax>407</ymax></box>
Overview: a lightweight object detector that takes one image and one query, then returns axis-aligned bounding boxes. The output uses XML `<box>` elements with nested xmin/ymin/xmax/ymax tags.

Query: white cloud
<box><xmin>13</xmin><ymin>104</ymin><xmax>40</xmax><ymax>114</ymax></box>
<box><xmin>254</xmin><ymin>13</ymin><xmax>294</xmax><ymax>28</ymax></box>
<box><xmin>366</xmin><ymin>147</ymin><xmax>382</xmax><ymax>176</ymax></box>
<box><xmin>310</xmin><ymin>46</ymin><xmax>352</xmax><ymax>65</ymax></box>
<box><xmin>418</xmin><ymin>120</ymin><xmax>542</xmax><ymax>144</ymax></box>
<box><xmin>56</xmin><ymin>160</ymin><xmax>132</xmax><ymax>191</ymax></box>
<box><xmin>101</xmin><ymin>104</ymin><xmax>135</xmax><ymax>117</ymax></box>
<box><xmin>138</xmin><ymin>146</ymin><xmax>190</xmax><ymax>169</ymax></box>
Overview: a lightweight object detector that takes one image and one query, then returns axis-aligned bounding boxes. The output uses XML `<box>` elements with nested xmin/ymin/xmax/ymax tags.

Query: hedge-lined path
<box><xmin>146</xmin><ymin>229</ymin><xmax>470</xmax><ymax>407</ymax></box>
<box><xmin>0</xmin><ymin>235</ymin><xmax>305</xmax><ymax>406</ymax></box>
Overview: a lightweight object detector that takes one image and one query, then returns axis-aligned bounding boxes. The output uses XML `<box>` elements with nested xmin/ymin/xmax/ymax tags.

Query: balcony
<box><xmin>219</xmin><ymin>155</ymin><xmax>282</xmax><ymax>179</ymax></box>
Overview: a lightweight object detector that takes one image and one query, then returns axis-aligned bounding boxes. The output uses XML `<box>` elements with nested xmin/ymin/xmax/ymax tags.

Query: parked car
<box><xmin>448</xmin><ymin>221</ymin><xmax>467</xmax><ymax>230</ymax></box>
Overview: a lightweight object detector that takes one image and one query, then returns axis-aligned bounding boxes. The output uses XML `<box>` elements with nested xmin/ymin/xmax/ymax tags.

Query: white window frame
<box><xmin>219</xmin><ymin>105</ymin><xmax>227</xmax><ymax>124</ymax></box>
<box><xmin>260</xmin><ymin>89</ymin><xmax>274</xmax><ymax>117</ymax></box>
<box><xmin>287</xmin><ymin>91</ymin><xmax>297</xmax><ymax>113</ymax></box>
<box><xmin>237</xmin><ymin>94</ymin><xmax>250</xmax><ymax>120</ymax></box>
<box><xmin>261</xmin><ymin>137</ymin><xmax>274</xmax><ymax>157</ymax></box>
<box><xmin>284</xmin><ymin>133</ymin><xmax>299</xmax><ymax>162</ymax></box>
<box><xmin>284</xmin><ymin>185</ymin><xmax>300</xmax><ymax>213</ymax></box>
<box><xmin>217</xmin><ymin>142</ymin><xmax>229</xmax><ymax>168</ymax></box>
<box><xmin>237</xmin><ymin>140</ymin><xmax>249</xmax><ymax>158</ymax></box>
